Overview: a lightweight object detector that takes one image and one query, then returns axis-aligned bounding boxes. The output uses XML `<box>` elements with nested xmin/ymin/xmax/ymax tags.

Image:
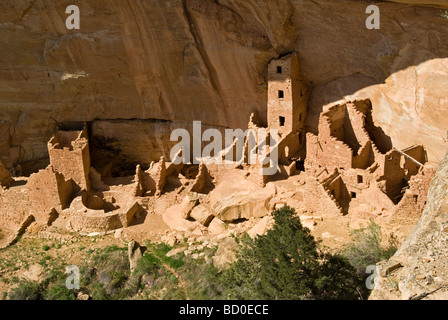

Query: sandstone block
<box><xmin>247</xmin><ymin>216</ymin><xmax>271</xmax><ymax>238</ymax></box>
<box><xmin>210</xmin><ymin>172</ymin><xmax>276</xmax><ymax>222</ymax></box>
<box><xmin>163</xmin><ymin>204</ymin><xmax>201</xmax><ymax>231</ymax></box>
<box><xmin>190</xmin><ymin>204</ymin><xmax>215</xmax><ymax>226</ymax></box>
<box><xmin>166</xmin><ymin>247</ymin><xmax>186</xmax><ymax>258</ymax></box>
<box><xmin>208</xmin><ymin>217</ymin><xmax>227</xmax><ymax>235</ymax></box>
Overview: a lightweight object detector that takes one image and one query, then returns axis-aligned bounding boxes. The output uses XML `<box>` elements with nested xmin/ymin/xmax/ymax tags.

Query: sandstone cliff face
<box><xmin>370</xmin><ymin>150</ymin><xmax>448</xmax><ymax>300</ymax></box>
<box><xmin>0</xmin><ymin>0</ymin><xmax>447</xmax><ymax>172</ymax></box>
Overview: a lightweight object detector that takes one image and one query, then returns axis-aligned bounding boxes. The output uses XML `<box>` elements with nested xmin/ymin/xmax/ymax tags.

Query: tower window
<box><xmin>300</xmin><ymin>89</ymin><xmax>303</xmax><ymax>97</ymax></box>
<box><xmin>279</xmin><ymin>116</ymin><xmax>285</xmax><ymax>127</ymax></box>
<box><xmin>351</xmin><ymin>192</ymin><xmax>357</xmax><ymax>199</ymax></box>
<box><xmin>299</xmin><ymin>113</ymin><xmax>302</xmax><ymax>122</ymax></box>
<box><xmin>357</xmin><ymin>175</ymin><xmax>363</xmax><ymax>184</ymax></box>
<box><xmin>278</xmin><ymin>90</ymin><xmax>284</xmax><ymax>99</ymax></box>
<box><xmin>277</xmin><ymin>66</ymin><xmax>282</xmax><ymax>74</ymax></box>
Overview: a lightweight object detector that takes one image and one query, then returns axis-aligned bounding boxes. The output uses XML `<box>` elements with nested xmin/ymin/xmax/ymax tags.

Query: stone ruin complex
<box><xmin>304</xmin><ymin>100</ymin><xmax>433</xmax><ymax>217</ymax></box>
<box><xmin>0</xmin><ymin>51</ymin><xmax>436</xmax><ymax>249</ymax></box>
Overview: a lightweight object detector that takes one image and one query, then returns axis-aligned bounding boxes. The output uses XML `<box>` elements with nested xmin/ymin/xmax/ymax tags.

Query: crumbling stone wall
<box><xmin>305</xmin><ymin>100</ymin><xmax>419</xmax><ymax>205</ymax></box>
<box><xmin>402</xmin><ymin>145</ymin><xmax>426</xmax><ymax>178</ymax></box>
<box><xmin>134</xmin><ymin>165</ymin><xmax>145</xmax><ymax>197</ymax></box>
<box><xmin>306</xmin><ymin>100</ymin><xmax>396</xmax><ymax>175</ymax></box>
<box><xmin>305</xmin><ymin>131</ymin><xmax>353</xmax><ymax>175</ymax></box>
<box><xmin>277</xmin><ymin>131</ymin><xmax>303</xmax><ymax>160</ymax></box>
<box><xmin>67</xmin><ymin>197</ymin><xmax>141</xmax><ymax>233</ymax></box>
<box><xmin>392</xmin><ymin>166</ymin><xmax>435</xmax><ymax>221</ymax></box>
<box><xmin>321</xmin><ymin>170</ymin><xmax>344</xmax><ymax>204</ymax></box>
<box><xmin>0</xmin><ymin>192</ymin><xmax>31</xmax><ymax>231</ymax></box>
<box><xmin>341</xmin><ymin>168</ymin><xmax>372</xmax><ymax>196</ymax></box>
<box><xmin>135</xmin><ymin>157</ymin><xmax>168</xmax><ymax>197</ymax></box>
<box><xmin>48</xmin><ymin>128</ymin><xmax>91</xmax><ymax>191</ymax></box>
<box><xmin>27</xmin><ymin>166</ymin><xmax>74</xmax><ymax>211</ymax></box>
<box><xmin>190</xmin><ymin>163</ymin><xmax>214</xmax><ymax>194</ymax></box>
<box><xmin>352</xmin><ymin>141</ymin><xmax>375</xmax><ymax>169</ymax></box>
<box><xmin>304</xmin><ymin>175</ymin><xmax>344</xmax><ymax>216</ymax></box>
<box><xmin>376</xmin><ymin>149</ymin><xmax>406</xmax><ymax>202</ymax></box>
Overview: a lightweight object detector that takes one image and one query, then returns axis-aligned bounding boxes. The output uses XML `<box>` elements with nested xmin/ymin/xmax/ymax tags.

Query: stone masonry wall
<box><xmin>48</xmin><ymin>130</ymin><xmax>91</xmax><ymax>191</ymax></box>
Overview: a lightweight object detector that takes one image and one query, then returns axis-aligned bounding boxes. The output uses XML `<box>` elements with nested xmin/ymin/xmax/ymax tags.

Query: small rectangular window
<box><xmin>357</xmin><ymin>175</ymin><xmax>363</xmax><ymax>184</ymax></box>
<box><xmin>279</xmin><ymin>116</ymin><xmax>285</xmax><ymax>127</ymax></box>
<box><xmin>351</xmin><ymin>192</ymin><xmax>357</xmax><ymax>199</ymax></box>
<box><xmin>299</xmin><ymin>113</ymin><xmax>302</xmax><ymax>122</ymax></box>
<box><xmin>277</xmin><ymin>66</ymin><xmax>282</xmax><ymax>74</ymax></box>
<box><xmin>278</xmin><ymin>90</ymin><xmax>284</xmax><ymax>99</ymax></box>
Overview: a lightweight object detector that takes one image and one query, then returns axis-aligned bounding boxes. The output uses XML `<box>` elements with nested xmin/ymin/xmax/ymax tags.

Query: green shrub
<box><xmin>92</xmin><ymin>245</ymin><xmax>127</xmax><ymax>265</ymax></box>
<box><xmin>181</xmin><ymin>257</ymin><xmax>223</xmax><ymax>300</ymax></box>
<box><xmin>342</xmin><ymin>219</ymin><xmax>398</xmax><ymax>276</ymax></box>
<box><xmin>38</xmin><ymin>255</ymin><xmax>52</xmax><ymax>267</ymax></box>
<box><xmin>135</xmin><ymin>252</ymin><xmax>161</xmax><ymax>276</ymax></box>
<box><xmin>137</xmin><ymin>242</ymin><xmax>185</xmax><ymax>273</ymax></box>
<box><xmin>220</xmin><ymin>205</ymin><xmax>362</xmax><ymax>300</ymax></box>
<box><xmin>45</xmin><ymin>284</ymin><xmax>77</xmax><ymax>300</ymax></box>
<box><xmin>8</xmin><ymin>280</ymin><xmax>45</xmax><ymax>300</ymax></box>
<box><xmin>80</xmin><ymin>246</ymin><xmax>132</xmax><ymax>300</ymax></box>
<box><xmin>91</xmin><ymin>283</ymin><xmax>110</xmax><ymax>301</ymax></box>
<box><xmin>109</xmin><ymin>270</ymin><xmax>128</xmax><ymax>289</ymax></box>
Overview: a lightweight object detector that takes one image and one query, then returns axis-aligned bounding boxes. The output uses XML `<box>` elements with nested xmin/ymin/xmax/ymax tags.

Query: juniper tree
<box><xmin>221</xmin><ymin>205</ymin><xmax>362</xmax><ymax>300</ymax></box>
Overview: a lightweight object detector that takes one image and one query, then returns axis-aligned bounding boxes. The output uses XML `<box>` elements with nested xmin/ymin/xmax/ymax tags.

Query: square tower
<box><xmin>267</xmin><ymin>52</ymin><xmax>308</xmax><ymax>138</ymax></box>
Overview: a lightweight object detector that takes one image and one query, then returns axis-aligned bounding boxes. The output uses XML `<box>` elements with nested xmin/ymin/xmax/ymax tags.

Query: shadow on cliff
<box><xmin>271</xmin><ymin>1</ymin><xmax>448</xmax><ymax>134</ymax></box>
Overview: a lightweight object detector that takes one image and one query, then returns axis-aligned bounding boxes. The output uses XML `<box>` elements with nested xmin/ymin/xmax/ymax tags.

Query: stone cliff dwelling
<box><xmin>0</xmin><ymin>51</ymin><xmax>435</xmax><ymax>249</ymax></box>
<box><xmin>304</xmin><ymin>100</ymin><xmax>433</xmax><ymax>219</ymax></box>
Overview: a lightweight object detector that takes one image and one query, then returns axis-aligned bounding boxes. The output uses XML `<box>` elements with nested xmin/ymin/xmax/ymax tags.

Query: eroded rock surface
<box><xmin>0</xmin><ymin>0</ymin><xmax>447</xmax><ymax>172</ymax></box>
<box><xmin>209</xmin><ymin>172</ymin><xmax>277</xmax><ymax>222</ymax></box>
